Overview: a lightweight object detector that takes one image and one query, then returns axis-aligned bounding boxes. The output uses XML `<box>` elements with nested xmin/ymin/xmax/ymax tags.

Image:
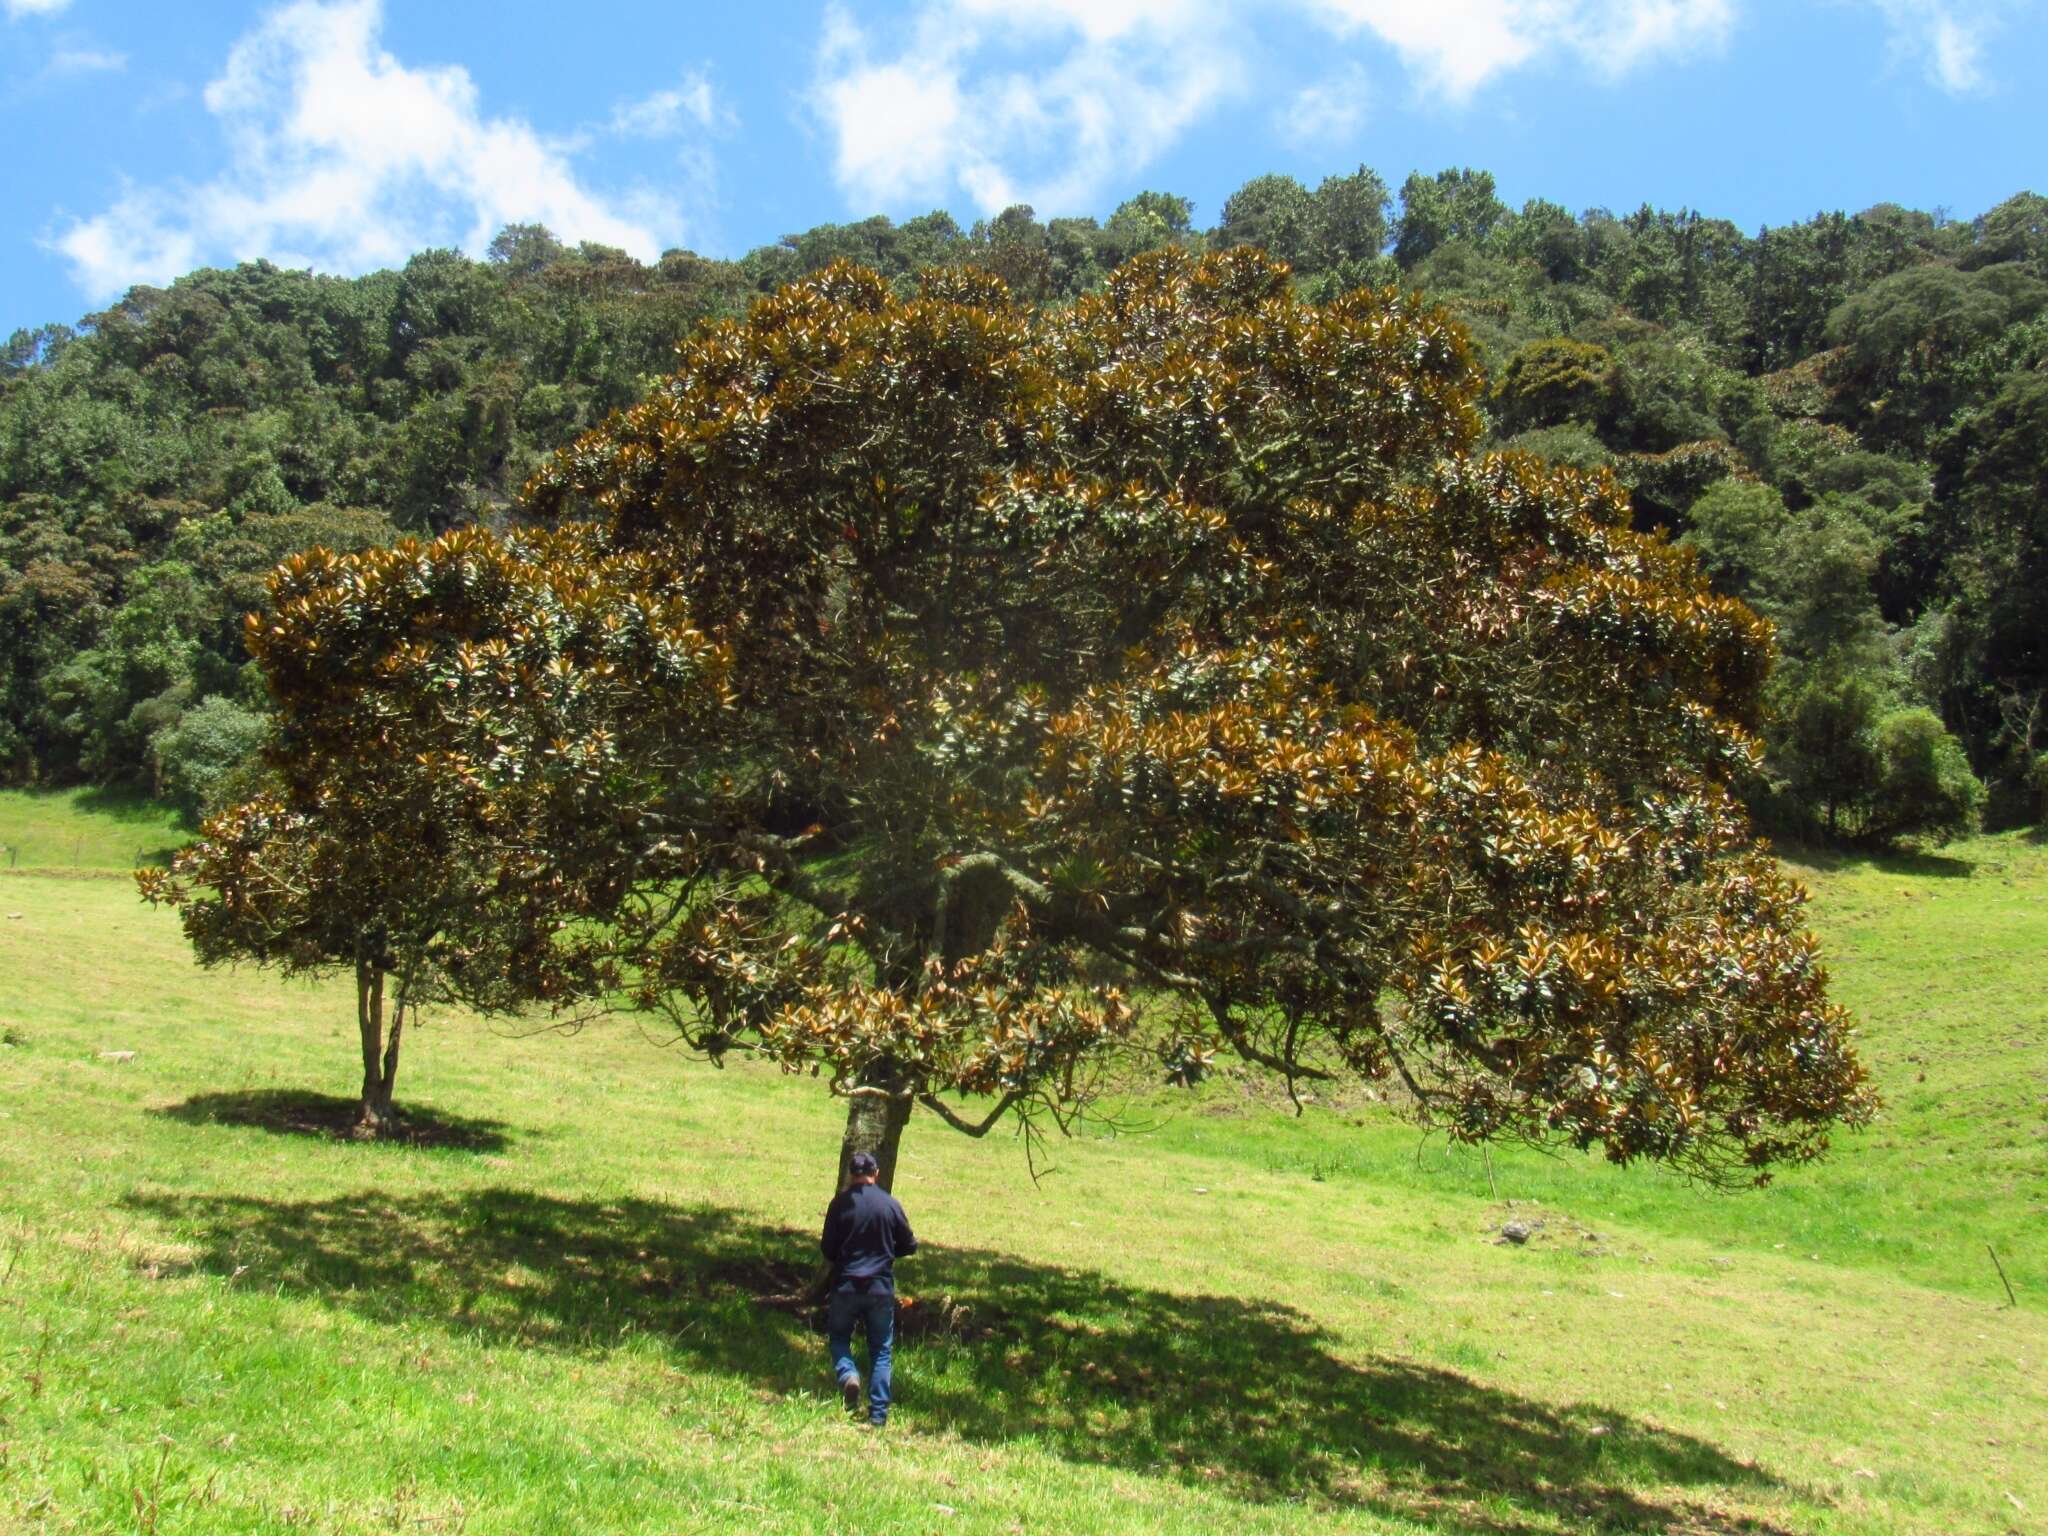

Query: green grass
<box><xmin>0</xmin><ymin>787</ymin><xmax>189</xmax><ymax>871</ymax></box>
<box><xmin>1141</xmin><ymin>833</ymin><xmax>2048</xmax><ymax>1310</ymax></box>
<box><xmin>1</xmin><ymin>800</ymin><xmax>2043</xmax><ymax>1534</ymax></box>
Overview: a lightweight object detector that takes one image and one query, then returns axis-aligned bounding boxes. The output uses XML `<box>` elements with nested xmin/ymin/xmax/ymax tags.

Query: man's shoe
<box><xmin>868</xmin><ymin>1414</ymin><xmax>887</xmax><ymax>1429</ymax></box>
<box><xmin>840</xmin><ymin>1375</ymin><xmax>863</xmax><ymax>1414</ymax></box>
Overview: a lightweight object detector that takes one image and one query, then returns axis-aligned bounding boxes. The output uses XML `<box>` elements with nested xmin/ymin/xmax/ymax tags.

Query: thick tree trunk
<box><xmin>792</xmin><ymin>1060</ymin><xmax>917</xmax><ymax>1306</ymax></box>
<box><xmin>836</xmin><ymin>1058</ymin><xmax>914</xmax><ymax>1193</ymax></box>
<box><xmin>355</xmin><ymin>959</ymin><xmax>399</xmax><ymax>1135</ymax></box>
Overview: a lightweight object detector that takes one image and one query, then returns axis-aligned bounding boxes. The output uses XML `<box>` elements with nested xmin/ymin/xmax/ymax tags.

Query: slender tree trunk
<box><xmin>378</xmin><ymin>989</ymin><xmax>404</xmax><ymax>1117</ymax></box>
<box><xmin>355</xmin><ymin>959</ymin><xmax>396</xmax><ymax>1135</ymax></box>
<box><xmin>835</xmin><ymin>1058</ymin><xmax>914</xmax><ymax>1194</ymax></box>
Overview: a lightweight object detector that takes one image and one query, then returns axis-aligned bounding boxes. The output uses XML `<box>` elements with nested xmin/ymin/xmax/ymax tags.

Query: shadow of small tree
<box><xmin>124</xmin><ymin>1188</ymin><xmax>1800</xmax><ymax>1535</ymax></box>
<box><xmin>1780</xmin><ymin>839</ymin><xmax>1977</xmax><ymax>880</ymax></box>
<box><xmin>155</xmin><ymin>1090</ymin><xmax>512</xmax><ymax>1152</ymax></box>
<box><xmin>1864</xmin><ymin>847</ymin><xmax>1976</xmax><ymax>879</ymax></box>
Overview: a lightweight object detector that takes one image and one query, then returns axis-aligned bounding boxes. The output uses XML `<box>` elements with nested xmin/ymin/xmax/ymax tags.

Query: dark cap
<box><xmin>849</xmin><ymin>1152</ymin><xmax>880</xmax><ymax>1178</ymax></box>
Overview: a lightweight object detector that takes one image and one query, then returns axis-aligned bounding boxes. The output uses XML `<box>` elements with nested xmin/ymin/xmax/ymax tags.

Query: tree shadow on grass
<box><xmin>73</xmin><ymin>784</ymin><xmax>193</xmax><ymax>865</ymax></box>
<box><xmin>1781</xmin><ymin>840</ymin><xmax>1976</xmax><ymax>880</ymax></box>
<box><xmin>125</xmin><ymin>1187</ymin><xmax>1806</xmax><ymax>1535</ymax></box>
<box><xmin>155</xmin><ymin>1089</ymin><xmax>511</xmax><ymax>1152</ymax></box>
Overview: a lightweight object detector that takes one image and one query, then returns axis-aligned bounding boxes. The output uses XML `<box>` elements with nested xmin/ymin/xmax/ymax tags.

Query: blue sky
<box><xmin>2</xmin><ymin>0</ymin><xmax>2043</xmax><ymax>335</ymax></box>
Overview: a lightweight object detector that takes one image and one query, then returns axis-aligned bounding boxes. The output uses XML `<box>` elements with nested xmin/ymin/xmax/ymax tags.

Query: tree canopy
<box><xmin>164</xmin><ymin>250</ymin><xmax>1874</xmax><ymax>1183</ymax></box>
<box><xmin>139</xmin><ymin>524</ymin><xmax>732</xmax><ymax>1127</ymax></box>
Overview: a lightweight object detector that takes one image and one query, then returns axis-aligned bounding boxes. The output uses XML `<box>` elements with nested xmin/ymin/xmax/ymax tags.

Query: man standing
<box><xmin>820</xmin><ymin>1151</ymin><xmax>917</xmax><ymax>1427</ymax></box>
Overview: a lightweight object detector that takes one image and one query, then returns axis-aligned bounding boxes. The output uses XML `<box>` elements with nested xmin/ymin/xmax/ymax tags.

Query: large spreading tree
<box><xmin>159</xmin><ymin>249</ymin><xmax>1873</xmax><ymax>1184</ymax></box>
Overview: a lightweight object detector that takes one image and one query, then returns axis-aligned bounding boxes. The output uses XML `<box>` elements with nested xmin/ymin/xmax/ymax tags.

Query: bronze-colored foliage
<box><xmin>140</xmin><ymin>525</ymin><xmax>735</xmax><ymax>1126</ymax></box>
<box><xmin>165</xmin><ymin>248</ymin><xmax>1873</xmax><ymax>1182</ymax></box>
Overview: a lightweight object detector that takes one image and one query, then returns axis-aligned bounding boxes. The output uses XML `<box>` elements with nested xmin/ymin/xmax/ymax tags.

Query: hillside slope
<box><xmin>0</xmin><ymin>800</ymin><xmax>2042</xmax><ymax>1534</ymax></box>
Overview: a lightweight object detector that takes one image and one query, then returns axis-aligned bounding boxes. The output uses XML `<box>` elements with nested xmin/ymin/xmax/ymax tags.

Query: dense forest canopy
<box><xmin>3</xmin><ymin>170</ymin><xmax>2044</xmax><ymax>840</ymax></box>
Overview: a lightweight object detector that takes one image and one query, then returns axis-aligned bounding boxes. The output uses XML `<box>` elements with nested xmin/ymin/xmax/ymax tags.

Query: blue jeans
<box><xmin>827</xmin><ymin>1282</ymin><xmax>896</xmax><ymax>1424</ymax></box>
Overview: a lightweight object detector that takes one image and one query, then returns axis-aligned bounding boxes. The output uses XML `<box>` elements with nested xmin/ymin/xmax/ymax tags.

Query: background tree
<box><xmin>1306</xmin><ymin>166</ymin><xmax>1392</xmax><ymax>271</ymax></box>
<box><xmin>1394</xmin><ymin>168</ymin><xmax>1509</xmax><ymax>269</ymax></box>
<box><xmin>1962</xmin><ymin>191</ymin><xmax>2048</xmax><ymax>273</ymax></box>
<box><xmin>151</xmin><ymin>694</ymin><xmax>265</xmax><ymax>816</ymax></box>
<box><xmin>1935</xmin><ymin>369</ymin><xmax>2048</xmax><ymax>817</ymax></box>
<box><xmin>12</xmin><ymin>173</ymin><xmax>2047</xmax><ymax>832</ymax></box>
<box><xmin>1865</xmin><ymin>708</ymin><xmax>1986</xmax><ymax>845</ymax></box>
<box><xmin>1491</xmin><ymin>338</ymin><xmax>1616</xmax><ymax>433</ymax></box>
<box><xmin>1682</xmin><ymin>477</ymin><xmax>1985</xmax><ymax>844</ymax></box>
<box><xmin>1826</xmin><ymin>263</ymin><xmax>2047</xmax><ymax>450</ymax></box>
<box><xmin>1095</xmin><ymin>191</ymin><xmax>1198</xmax><ymax>271</ymax></box>
<box><xmin>1218</xmin><ymin>174</ymin><xmax>1314</xmax><ymax>269</ymax></box>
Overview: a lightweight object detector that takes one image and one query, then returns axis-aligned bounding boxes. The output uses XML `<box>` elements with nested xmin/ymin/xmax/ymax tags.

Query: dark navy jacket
<box><xmin>820</xmin><ymin>1180</ymin><xmax>917</xmax><ymax>1291</ymax></box>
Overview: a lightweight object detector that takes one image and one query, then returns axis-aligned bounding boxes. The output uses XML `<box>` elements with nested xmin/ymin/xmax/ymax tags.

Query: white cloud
<box><xmin>813</xmin><ymin>0</ymin><xmax>1242</xmax><ymax>215</ymax></box>
<box><xmin>1279</xmin><ymin>63</ymin><xmax>1371</xmax><ymax>145</ymax></box>
<box><xmin>610</xmin><ymin>71</ymin><xmax>729</xmax><ymax>138</ymax></box>
<box><xmin>50</xmin><ymin>0</ymin><xmax>706</xmax><ymax>298</ymax></box>
<box><xmin>1859</xmin><ymin>1</ymin><xmax>2028</xmax><ymax>92</ymax></box>
<box><xmin>811</xmin><ymin>0</ymin><xmax>1736</xmax><ymax>217</ymax></box>
<box><xmin>1928</xmin><ymin>12</ymin><xmax>1986</xmax><ymax>87</ymax></box>
<box><xmin>53</xmin><ymin>184</ymin><xmax>202</xmax><ymax>296</ymax></box>
<box><xmin>1305</xmin><ymin>0</ymin><xmax>1735</xmax><ymax>99</ymax></box>
<box><xmin>3</xmin><ymin>0</ymin><xmax>72</xmax><ymax>18</ymax></box>
<box><xmin>48</xmin><ymin>46</ymin><xmax>125</xmax><ymax>74</ymax></box>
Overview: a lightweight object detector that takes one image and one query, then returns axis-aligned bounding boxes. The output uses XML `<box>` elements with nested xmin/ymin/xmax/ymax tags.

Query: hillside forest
<box><xmin>3</xmin><ymin>168</ymin><xmax>2044</xmax><ymax>843</ymax></box>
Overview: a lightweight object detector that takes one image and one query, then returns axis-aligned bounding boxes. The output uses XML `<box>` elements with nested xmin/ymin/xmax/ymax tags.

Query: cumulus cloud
<box><xmin>813</xmin><ymin>0</ymin><xmax>1242</xmax><ymax>215</ymax></box>
<box><xmin>1860</xmin><ymin>0</ymin><xmax>2028</xmax><ymax>92</ymax></box>
<box><xmin>1305</xmin><ymin>0</ymin><xmax>1735</xmax><ymax>99</ymax></box>
<box><xmin>3</xmin><ymin>0</ymin><xmax>72</xmax><ymax>18</ymax></box>
<box><xmin>811</xmin><ymin>0</ymin><xmax>1735</xmax><ymax>215</ymax></box>
<box><xmin>50</xmin><ymin>0</ymin><xmax>706</xmax><ymax>299</ymax></box>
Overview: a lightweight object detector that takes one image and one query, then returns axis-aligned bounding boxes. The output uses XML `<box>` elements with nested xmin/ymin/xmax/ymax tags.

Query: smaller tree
<box><xmin>1866</xmin><ymin>708</ymin><xmax>1986</xmax><ymax>845</ymax></box>
<box><xmin>140</xmin><ymin>526</ymin><xmax>732</xmax><ymax>1131</ymax></box>
<box><xmin>141</xmin><ymin>793</ymin><xmax>449</xmax><ymax>1131</ymax></box>
<box><xmin>151</xmin><ymin>694</ymin><xmax>266</xmax><ymax>816</ymax></box>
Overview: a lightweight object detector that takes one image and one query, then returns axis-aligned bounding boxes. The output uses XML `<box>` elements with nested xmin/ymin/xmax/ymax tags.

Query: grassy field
<box><xmin>0</xmin><ymin>788</ymin><xmax>189</xmax><ymax>871</ymax></box>
<box><xmin>1</xmin><ymin>789</ymin><xmax>2042</xmax><ymax>1534</ymax></box>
